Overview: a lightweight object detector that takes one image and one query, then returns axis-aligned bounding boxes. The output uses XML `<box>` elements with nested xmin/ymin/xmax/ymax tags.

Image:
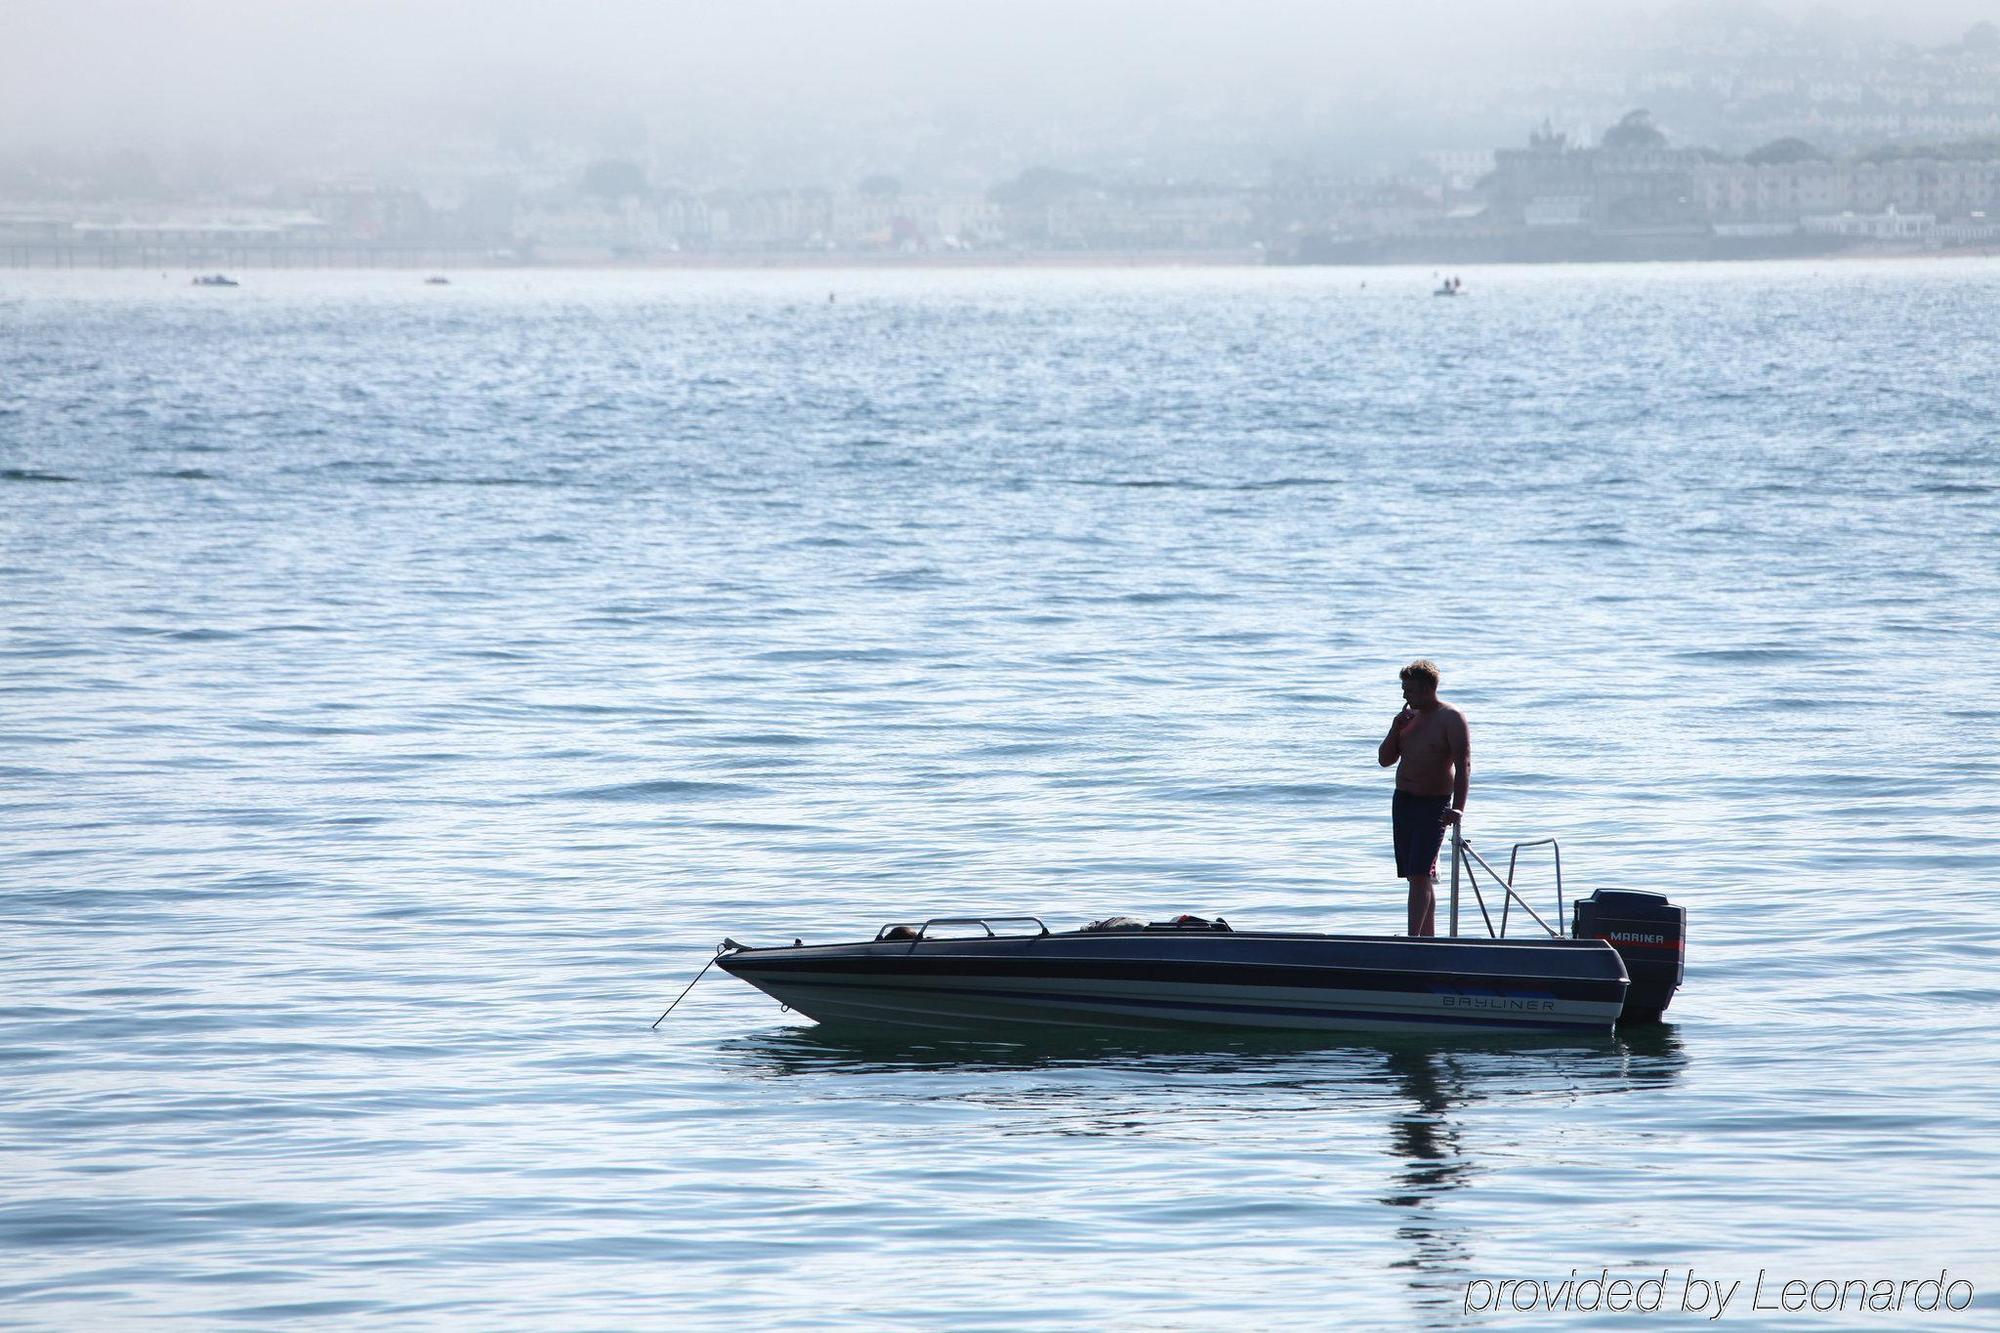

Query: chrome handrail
<box><xmin>1449</xmin><ymin>826</ymin><xmax>1563</xmax><ymax>940</ymax></box>
<box><xmin>875</xmin><ymin>916</ymin><xmax>1050</xmax><ymax>942</ymax></box>
<box><xmin>1502</xmin><ymin>838</ymin><xmax>1563</xmax><ymax>938</ymax></box>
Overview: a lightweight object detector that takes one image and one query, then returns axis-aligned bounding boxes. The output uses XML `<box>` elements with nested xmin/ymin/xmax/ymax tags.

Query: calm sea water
<box><xmin>3</xmin><ymin>262</ymin><xmax>1998</xmax><ymax>1328</ymax></box>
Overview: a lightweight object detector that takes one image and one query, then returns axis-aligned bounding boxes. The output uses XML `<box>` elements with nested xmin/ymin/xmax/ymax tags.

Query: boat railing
<box><xmin>1448</xmin><ymin>827</ymin><xmax>1565</xmax><ymax>940</ymax></box>
<box><xmin>875</xmin><ymin>916</ymin><xmax>1051</xmax><ymax>942</ymax></box>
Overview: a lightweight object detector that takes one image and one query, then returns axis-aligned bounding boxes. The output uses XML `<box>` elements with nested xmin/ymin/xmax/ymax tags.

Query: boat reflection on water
<box><xmin>719</xmin><ymin>1023</ymin><xmax>1685</xmax><ymax>1308</ymax></box>
<box><xmin>1376</xmin><ymin>1026</ymin><xmax>1684</xmax><ymax>1316</ymax></box>
<box><xmin>725</xmin><ymin>1021</ymin><xmax>1685</xmax><ymax>1086</ymax></box>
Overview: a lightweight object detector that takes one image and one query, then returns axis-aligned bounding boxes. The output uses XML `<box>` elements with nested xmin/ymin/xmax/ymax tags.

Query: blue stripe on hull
<box><xmin>746</xmin><ymin>977</ymin><xmax>1616</xmax><ymax>1035</ymax></box>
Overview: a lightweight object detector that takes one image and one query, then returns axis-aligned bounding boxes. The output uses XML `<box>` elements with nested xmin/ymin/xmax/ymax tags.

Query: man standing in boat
<box><xmin>1376</xmin><ymin>659</ymin><xmax>1470</xmax><ymax>937</ymax></box>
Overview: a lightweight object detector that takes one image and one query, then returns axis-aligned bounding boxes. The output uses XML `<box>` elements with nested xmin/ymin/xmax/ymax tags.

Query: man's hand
<box><xmin>1440</xmin><ymin>807</ymin><xmax>1463</xmax><ymax>827</ymax></box>
<box><xmin>1393</xmin><ymin>707</ymin><xmax>1416</xmax><ymax>734</ymax></box>
<box><xmin>1378</xmin><ymin>709</ymin><xmax>1411</xmax><ymax>767</ymax></box>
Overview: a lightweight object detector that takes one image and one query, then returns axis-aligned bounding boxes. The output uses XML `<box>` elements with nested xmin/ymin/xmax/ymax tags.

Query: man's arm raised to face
<box><xmin>1378</xmin><ymin>708</ymin><xmax>1411</xmax><ymax>767</ymax></box>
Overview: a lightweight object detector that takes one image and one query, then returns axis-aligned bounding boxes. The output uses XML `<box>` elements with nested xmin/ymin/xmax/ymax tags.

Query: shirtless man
<box><xmin>1375</xmin><ymin>659</ymin><xmax>1471</xmax><ymax>937</ymax></box>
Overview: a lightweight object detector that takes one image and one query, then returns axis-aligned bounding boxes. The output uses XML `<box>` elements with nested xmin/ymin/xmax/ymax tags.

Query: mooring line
<box><xmin>651</xmin><ymin>950</ymin><xmax>726</xmax><ymax>1029</ymax></box>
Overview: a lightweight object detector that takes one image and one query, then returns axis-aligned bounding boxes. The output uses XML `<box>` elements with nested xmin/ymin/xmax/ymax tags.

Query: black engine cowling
<box><xmin>1571</xmin><ymin>889</ymin><xmax>1686</xmax><ymax>1023</ymax></box>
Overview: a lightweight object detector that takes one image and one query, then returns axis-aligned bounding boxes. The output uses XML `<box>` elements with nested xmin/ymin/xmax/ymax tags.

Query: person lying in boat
<box><xmin>1377</xmin><ymin>658</ymin><xmax>1470</xmax><ymax>938</ymax></box>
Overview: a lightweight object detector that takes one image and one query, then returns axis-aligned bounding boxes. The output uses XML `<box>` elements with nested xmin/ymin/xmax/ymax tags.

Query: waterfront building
<box><xmin>1488</xmin><ymin>123</ymin><xmax>1594</xmax><ymax>225</ymax></box>
<box><xmin>301</xmin><ymin>185</ymin><xmax>432</xmax><ymax>241</ymax></box>
<box><xmin>1695</xmin><ymin>161</ymin><xmax>1850</xmax><ymax>221</ymax></box>
<box><xmin>1417</xmin><ymin>149</ymin><xmax>1498</xmax><ymax>193</ymax></box>
<box><xmin>516</xmin><ymin>196</ymin><xmax>661</xmax><ymax>259</ymax></box>
<box><xmin>1695</xmin><ymin>156</ymin><xmax>2000</xmax><ymax>223</ymax></box>
<box><xmin>1801</xmin><ymin>207</ymin><xmax>1936</xmax><ymax>239</ymax></box>
<box><xmin>1489</xmin><ymin>124</ymin><xmax>1706</xmax><ymax>230</ymax></box>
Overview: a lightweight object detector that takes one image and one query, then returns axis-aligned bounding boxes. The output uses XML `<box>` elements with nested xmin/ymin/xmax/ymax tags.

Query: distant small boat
<box><xmin>424</xmin><ymin>276</ymin><xmax>451</xmax><ymax>285</ymax></box>
<box><xmin>192</xmin><ymin>274</ymin><xmax>239</xmax><ymax>287</ymax></box>
<box><xmin>1434</xmin><ymin>275</ymin><xmax>1465</xmax><ymax>297</ymax></box>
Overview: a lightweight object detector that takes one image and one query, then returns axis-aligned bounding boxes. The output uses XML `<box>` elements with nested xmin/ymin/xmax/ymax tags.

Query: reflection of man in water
<box><xmin>1381</xmin><ymin>1050</ymin><xmax>1468</xmax><ymax>1205</ymax></box>
<box><xmin>1376</xmin><ymin>659</ymin><xmax>1471</xmax><ymax>937</ymax></box>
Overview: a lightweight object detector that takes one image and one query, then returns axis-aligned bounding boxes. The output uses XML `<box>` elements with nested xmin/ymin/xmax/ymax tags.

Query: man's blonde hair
<box><xmin>1399</xmin><ymin>659</ymin><xmax>1441</xmax><ymax>688</ymax></box>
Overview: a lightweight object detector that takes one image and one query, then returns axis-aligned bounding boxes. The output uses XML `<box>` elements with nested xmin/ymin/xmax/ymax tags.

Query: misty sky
<box><xmin>4</xmin><ymin>1</ymin><xmax>1994</xmax><ymax>168</ymax></box>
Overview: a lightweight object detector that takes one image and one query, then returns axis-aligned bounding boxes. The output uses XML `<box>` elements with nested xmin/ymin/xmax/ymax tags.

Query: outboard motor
<box><xmin>1571</xmin><ymin>889</ymin><xmax>1685</xmax><ymax>1023</ymax></box>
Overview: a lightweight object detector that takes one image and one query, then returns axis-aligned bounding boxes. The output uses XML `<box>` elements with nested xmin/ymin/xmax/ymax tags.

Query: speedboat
<box><xmin>709</xmin><ymin>833</ymin><xmax>1685</xmax><ymax>1038</ymax></box>
<box><xmin>717</xmin><ymin>910</ymin><xmax>1675</xmax><ymax>1037</ymax></box>
<box><xmin>192</xmin><ymin>274</ymin><xmax>239</xmax><ymax>287</ymax></box>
